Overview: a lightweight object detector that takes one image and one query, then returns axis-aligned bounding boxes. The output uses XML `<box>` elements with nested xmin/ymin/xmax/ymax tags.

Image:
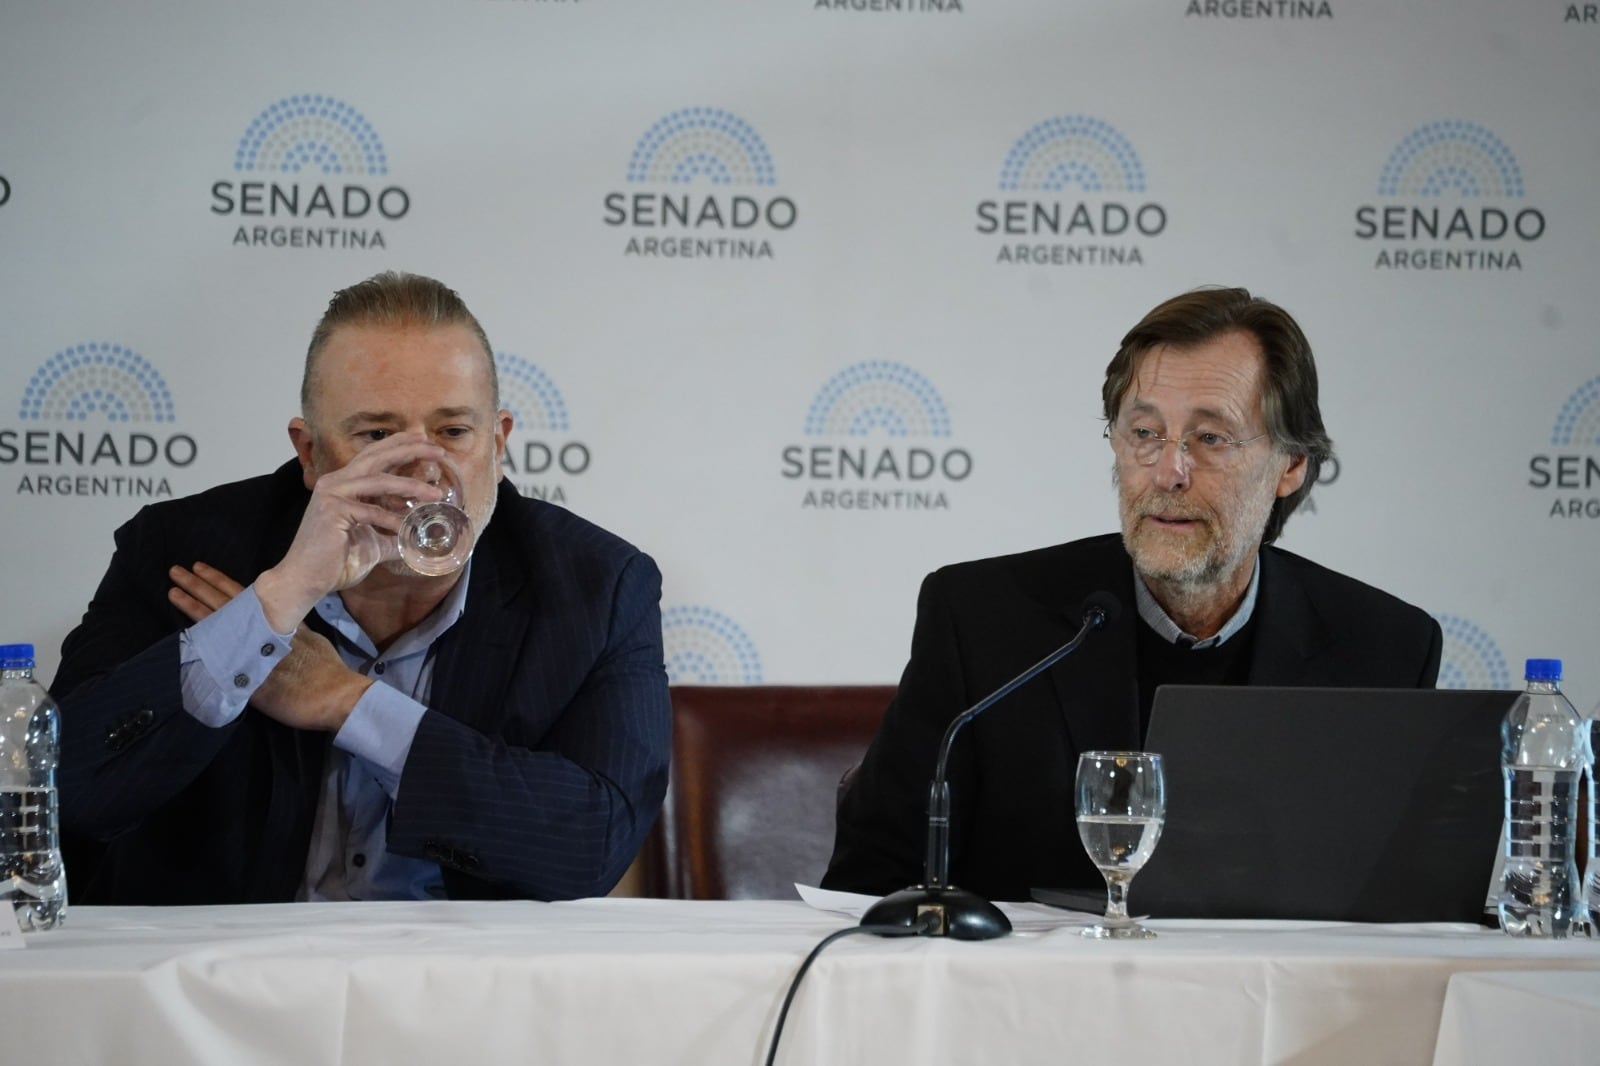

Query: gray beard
<box><xmin>1135</xmin><ymin>548</ymin><xmax>1228</xmax><ymax>589</ymax></box>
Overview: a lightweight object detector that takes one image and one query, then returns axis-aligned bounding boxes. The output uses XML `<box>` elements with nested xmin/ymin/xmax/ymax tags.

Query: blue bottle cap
<box><xmin>1524</xmin><ymin>658</ymin><xmax>1562</xmax><ymax>682</ymax></box>
<box><xmin>0</xmin><ymin>644</ymin><xmax>35</xmax><ymax>668</ymax></box>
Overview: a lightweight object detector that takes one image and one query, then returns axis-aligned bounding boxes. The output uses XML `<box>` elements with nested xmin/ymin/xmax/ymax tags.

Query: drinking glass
<box><xmin>1075</xmin><ymin>750</ymin><xmax>1165</xmax><ymax>939</ymax></box>
<box><xmin>394</xmin><ymin>457</ymin><xmax>474</xmax><ymax>576</ymax></box>
<box><xmin>348</xmin><ymin>456</ymin><xmax>475</xmax><ymax>579</ymax></box>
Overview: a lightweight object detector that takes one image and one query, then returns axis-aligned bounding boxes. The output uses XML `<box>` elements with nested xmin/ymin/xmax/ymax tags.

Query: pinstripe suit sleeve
<box><xmin>388</xmin><ymin>548</ymin><xmax>670</xmax><ymax>900</ymax></box>
<box><xmin>54</xmin><ymin>505</ymin><xmax>247</xmax><ymax>840</ymax></box>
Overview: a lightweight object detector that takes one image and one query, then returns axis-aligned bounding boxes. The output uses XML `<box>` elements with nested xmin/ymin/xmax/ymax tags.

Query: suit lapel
<box><xmin>1047</xmin><ymin>540</ymin><xmax>1142</xmax><ymax>755</ymax></box>
<box><xmin>1247</xmin><ymin>547</ymin><xmax>1332</xmax><ymax>684</ymax></box>
<box><xmin>430</xmin><ymin>494</ymin><xmax>531</xmax><ymax>732</ymax></box>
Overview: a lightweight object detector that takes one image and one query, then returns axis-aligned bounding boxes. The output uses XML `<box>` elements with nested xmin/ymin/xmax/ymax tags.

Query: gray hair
<box><xmin>1101</xmin><ymin>286</ymin><xmax>1334</xmax><ymax>545</ymax></box>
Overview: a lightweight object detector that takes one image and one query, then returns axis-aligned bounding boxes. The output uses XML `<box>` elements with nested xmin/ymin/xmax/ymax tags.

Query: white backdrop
<box><xmin>1</xmin><ymin>1</ymin><xmax>1596</xmax><ymax>710</ymax></box>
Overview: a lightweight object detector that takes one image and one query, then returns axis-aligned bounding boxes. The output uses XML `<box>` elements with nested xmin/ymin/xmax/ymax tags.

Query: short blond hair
<box><xmin>301</xmin><ymin>271</ymin><xmax>498</xmax><ymax>423</ymax></box>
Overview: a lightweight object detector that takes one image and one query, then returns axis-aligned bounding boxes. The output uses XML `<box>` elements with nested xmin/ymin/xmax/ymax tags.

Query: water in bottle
<box><xmin>1582</xmin><ymin>697</ymin><xmax>1600</xmax><ymax>935</ymax></box>
<box><xmin>1498</xmin><ymin>658</ymin><xmax>1583</xmax><ymax>937</ymax></box>
<box><xmin>0</xmin><ymin>643</ymin><xmax>66</xmax><ymax>931</ymax></box>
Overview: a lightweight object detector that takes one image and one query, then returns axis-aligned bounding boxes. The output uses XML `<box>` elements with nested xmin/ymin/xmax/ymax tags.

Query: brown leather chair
<box><xmin>637</xmin><ymin>685</ymin><xmax>893</xmax><ymax>900</ymax></box>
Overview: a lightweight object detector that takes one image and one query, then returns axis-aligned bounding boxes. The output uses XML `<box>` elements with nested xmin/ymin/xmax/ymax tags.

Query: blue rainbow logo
<box><xmin>19</xmin><ymin>343</ymin><xmax>175</xmax><ymax>423</ymax></box>
<box><xmin>627</xmin><ymin>108</ymin><xmax>776</xmax><ymax>185</ymax></box>
<box><xmin>233</xmin><ymin>94</ymin><xmax>388</xmax><ymax>175</ymax></box>
<box><xmin>1377</xmin><ymin>121</ymin><xmax>1522</xmax><ymax>197</ymax></box>
<box><xmin>999</xmin><ymin>115</ymin><xmax>1146</xmax><ymax>193</ymax></box>
<box><xmin>662</xmin><ymin>606</ymin><xmax>763</xmax><ymax>684</ymax></box>
<box><xmin>805</xmin><ymin>361</ymin><xmax>951</xmax><ymax>438</ymax></box>
<box><xmin>494</xmin><ymin>353</ymin><xmax>570</xmax><ymax>432</ymax></box>
<box><xmin>1434</xmin><ymin>614</ymin><xmax>1511</xmax><ymax>690</ymax></box>
<box><xmin>1550</xmin><ymin>374</ymin><xmax>1600</xmax><ymax>447</ymax></box>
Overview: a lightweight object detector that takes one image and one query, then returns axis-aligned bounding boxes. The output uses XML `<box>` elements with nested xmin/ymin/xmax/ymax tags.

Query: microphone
<box><xmin>860</xmin><ymin>591</ymin><xmax>1122</xmax><ymax>940</ymax></box>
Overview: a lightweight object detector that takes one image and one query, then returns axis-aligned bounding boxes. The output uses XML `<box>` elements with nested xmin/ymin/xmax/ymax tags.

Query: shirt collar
<box><xmin>314</xmin><ymin>560</ymin><xmax>473</xmax><ymax>662</ymax></box>
<box><xmin>1133</xmin><ymin>555</ymin><xmax>1260</xmax><ymax>650</ymax></box>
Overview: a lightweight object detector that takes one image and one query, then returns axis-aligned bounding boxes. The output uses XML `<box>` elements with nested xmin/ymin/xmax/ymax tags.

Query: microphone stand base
<box><xmin>860</xmin><ymin>885</ymin><xmax>1012</xmax><ymax>940</ymax></box>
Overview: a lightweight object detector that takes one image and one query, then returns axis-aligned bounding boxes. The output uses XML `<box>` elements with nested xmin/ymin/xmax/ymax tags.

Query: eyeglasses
<box><xmin>1103</xmin><ymin>423</ymin><xmax>1269</xmax><ymax>469</ymax></box>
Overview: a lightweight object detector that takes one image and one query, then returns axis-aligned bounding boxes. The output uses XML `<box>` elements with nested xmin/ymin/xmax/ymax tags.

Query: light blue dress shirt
<box><xmin>178</xmin><ymin>567</ymin><xmax>472</xmax><ymax>900</ymax></box>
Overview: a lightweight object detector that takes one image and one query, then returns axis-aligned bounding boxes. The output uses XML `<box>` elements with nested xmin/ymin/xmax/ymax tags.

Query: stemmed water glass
<box><xmin>394</xmin><ymin>458</ymin><xmax>474</xmax><ymax>576</ymax></box>
<box><xmin>347</xmin><ymin>455</ymin><xmax>476</xmax><ymax>579</ymax></box>
<box><xmin>1075</xmin><ymin>750</ymin><xmax>1165</xmax><ymax>939</ymax></box>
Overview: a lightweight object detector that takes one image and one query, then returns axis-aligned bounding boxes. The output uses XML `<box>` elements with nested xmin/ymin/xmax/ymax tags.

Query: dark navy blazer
<box><xmin>822</xmin><ymin>533</ymin><xmax>1442</xmax><ymax>903</ymax></box>
<box><xmin>54</xmin><ymin>460</ymin><xmax>670</xmax><ymax>905</ymax></box>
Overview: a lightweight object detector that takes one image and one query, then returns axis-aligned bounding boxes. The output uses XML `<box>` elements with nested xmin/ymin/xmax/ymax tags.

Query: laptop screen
<box><xmin>1129</xmin><ymin>685</ymin><xmax>1515</xmax><ymax>923</ymax></box>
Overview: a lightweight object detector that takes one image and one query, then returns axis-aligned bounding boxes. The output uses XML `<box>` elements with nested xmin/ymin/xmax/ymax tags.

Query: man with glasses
<box><xmin>824</xmin><ymin>286</ymin><xmax>1441</xmax><ymax>903</ymax></box>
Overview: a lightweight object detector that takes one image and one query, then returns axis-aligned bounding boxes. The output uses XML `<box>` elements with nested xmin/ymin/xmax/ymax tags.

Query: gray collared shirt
<box><xmin>1133</xmin><ymin>556</ymin><xmax>1261</xmax><ymax>649</ymax></box>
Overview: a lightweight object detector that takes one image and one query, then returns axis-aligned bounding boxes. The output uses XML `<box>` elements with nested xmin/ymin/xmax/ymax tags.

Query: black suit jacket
<box><xmin>54</xmin><ymin>461</ymin><xmax>670</xmax><ymax>905</ymax></box>
<box><xmin>822</xmin><ymin>533</ymin><xmax>1442</xmax><ymax>902</ymax></box>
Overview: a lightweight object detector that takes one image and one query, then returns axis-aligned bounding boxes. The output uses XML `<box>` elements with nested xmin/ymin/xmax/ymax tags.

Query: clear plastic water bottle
<box><xmin>0</xmin><ymin>643</ymin><xmax>66</xmax><ymax>930</ymax></box>
<box><xmin>1582</xmin><ymin>697</ymin><xmax>1600</xmax><ymax>935</ymax></box>
<box><xmin>1498</xmin><ymin>658</ymin><xmax>1583</xmax><ymax>937</ymax></box>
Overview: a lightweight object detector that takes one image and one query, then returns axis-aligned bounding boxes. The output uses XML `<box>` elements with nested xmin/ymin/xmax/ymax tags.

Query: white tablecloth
<box><xmin>3</xmin><ymin>900</ymin><xmax>1597</xmax><ymax>1066</ymax></box>
<box><xmin>1432</xmin><ymin>968</ymin><xmax>1600</xmax><ymax>1066</ymax></box>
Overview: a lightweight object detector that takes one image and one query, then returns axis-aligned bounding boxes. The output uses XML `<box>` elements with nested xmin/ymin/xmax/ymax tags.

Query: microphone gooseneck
<box><xmin>860</xmin><ymin>592</ymin><xmax>1121</xmax><ymax>940</ymax></box>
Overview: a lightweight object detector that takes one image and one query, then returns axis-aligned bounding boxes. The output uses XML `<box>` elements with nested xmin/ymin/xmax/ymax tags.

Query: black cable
<box><xmin>763</xmin><ymin>914</ymin><xmax>941</xmax><ymax>1066</ymax></box>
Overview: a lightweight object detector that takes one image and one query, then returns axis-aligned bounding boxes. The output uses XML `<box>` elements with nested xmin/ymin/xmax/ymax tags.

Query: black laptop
<box><xmin>1127</xmin><ymin>685</ymin><xmax>1515</xmax><ymax>923</ymax></box>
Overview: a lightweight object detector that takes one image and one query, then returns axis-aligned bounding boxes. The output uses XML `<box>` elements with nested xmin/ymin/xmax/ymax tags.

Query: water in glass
<box><xmin>1075</xmin><ymin>751</ymin><xmax>1165</xmax><ymax>939</ymax></box>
